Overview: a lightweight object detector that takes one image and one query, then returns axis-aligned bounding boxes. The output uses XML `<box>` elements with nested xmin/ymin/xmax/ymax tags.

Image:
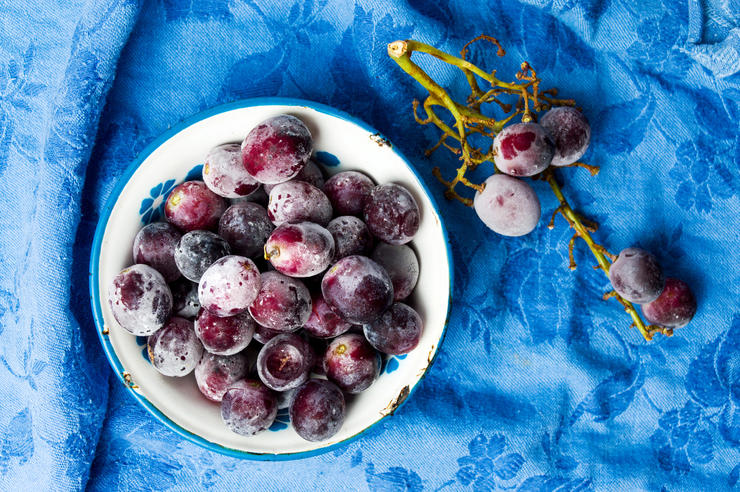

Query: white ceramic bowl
<box><xmin>89</xmin><ymin>98</ymin><xmax>452</xmax><ymax>460</ymax></box>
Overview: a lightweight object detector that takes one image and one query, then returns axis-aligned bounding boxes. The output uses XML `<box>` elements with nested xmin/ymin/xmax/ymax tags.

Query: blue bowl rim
<box><xmin>89</xmin><ymin>97</ymin><xmax>455</xmax><ymax>461</ymax></box>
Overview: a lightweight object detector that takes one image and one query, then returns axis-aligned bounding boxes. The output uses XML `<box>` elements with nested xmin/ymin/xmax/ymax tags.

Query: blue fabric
<box><xmin>1</xmin><ymin>0</ymin><xmax>738</xmax><ymax>490</ymax></box>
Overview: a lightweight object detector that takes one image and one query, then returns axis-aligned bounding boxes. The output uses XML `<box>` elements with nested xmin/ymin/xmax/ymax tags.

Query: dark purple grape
<box><xmin>290</xmin><ymin>379</ymin><xmax>345</xmax><ymax>442</ymax></box>
<box><xmin>253</xmin><ymin>325</ymin><xmax>283</xmax><ymax>344</ymax></box>
<box><xmin>218</xmin><ymin>202</ymin><xmax>274</xmax><ymax>258</ymax></box>
<box><xmin>170</xmin><ymin>278</ymin><xmax>201</xmax><ymax>318</ymax></box>
<box><xmin>242</xmin><ymin>115</ymin><xmax>312</xmax><ymax>184</ymax></box>
<box><xmin>363</xmin><ymin>184</ymin><xmax>420</xmax><ymax>245</ymax></box>
<box><xmin>195</xmin><ymin>352</ymin><xmax>249</xmax><ymax>402</ymax></box>
<box><xmin>108</xmin><ymin>264</ymin><xmax>172</xmax><ymax>336</ymax></box>
<box><xmin>164</xmin><ymin>180</ymin><xmax>227</xmax><ymax>232</ymax></box>
<box><xmin>641</xmin><ymin>278</ymin><xmax>696</xmax><ymax>328</ymax></box>
<box><xmin>363</xmin><ymin>302</ymin><xmax>423</xmax><ymax>355</ymax></box>
<box><xmin>306</xmin><ymin>337</ymin><xmax>329</xmax><ymax>375</ymax></box>
<box><xmin>323</xmin><ymin>171</ymin><xmax>375</xmax><ymax>216</ymax></box>
<box><xmin>198</xmin><ymin>255</ymin><xmax>261</xmax><ymax>317</ymax></box>
<box><xmin>221</xmin><ymin>379</ymin><xmax>278</xmax><ymax>436</ymax></box>
<box><xmin>493</xmin><ymin>122</ymin><xmax>554</xmax><ymax>176</ymax></box>
<box><xmin>539</xmin><ymin>106</ymin><xmax>591</xmax><ymax>167</ymax></box>
<box><xmin>324</xmin><ymin>333</ymin><xmax>380</xmax><ymax>393</ymax></box>
<box><xmin>248</xmin><ymin>271</ymin><xmax>311</xmax><ymax>332</ymax></box>
<box><xmin>256</xmin><ymin>333</ymin><xmax>313</xmax><ymax>391</ymax></box>
<box><xmin>133</xmin><ymin>222</ymin><xmax>182</xmax><ymax>282</ymax></box>
<box><xmin>321</xmin><ymin>255</ymin><xmax>393</xmax><ymax>324</ymax></box>
<box><xmin>264</xmin><ymin>222</ymin><xmax>335</xmax><ymax>278</ymax></box>
<box><xmin>203</xmin><ymin>143</ymin><xmax>260</xmax><ymax>198</ymax></box>
<box><xmin>370</xmin><ymin>243</ymin><xmax>419</xmax><ymax>301</ymax></box>
<box><xmin>267</xmin><ymin>180</ymin><xmax>333</xmax><ymax>226</ymax></box>
<box><xmin>231</xmin><ymin>186</ymin><xmax>268</xmax><ymax>206</ymax></box>
<box><xmin>327</xmin><ymin>216</ymin><xmax>373</xmax><ymax>260</ymax></box>
<box><xmin>303</xmin><ymin>292</ymin><xmax>353</xmax><ymax>339</ymax></box>
<box><xmin>473</xmin><ymin>174</ymin><xmax>541</xmax><ymax>237</ymax></box>
<box><xmin>147</xmin><ymin>317</ymin><xmax>203</xmax><ymax>376</ymax></box>
<box><xmin>608</xmin><ymin>247</ymin><xmax>665</xmax><ymax>303</ymax></box>
<box><xmin>195</xmin><ymin>308</ymin><xmax>255</xmax><ymax>355</ymax></box>
<box><xmin>174</xmin><ymin>230</ymin><xmax>231</xmax><ymax>282</ymax></box>
<box><xmin>263</xmin><ymin>159</ymin><xmax>325</xmax><ymax>194</ymax></box>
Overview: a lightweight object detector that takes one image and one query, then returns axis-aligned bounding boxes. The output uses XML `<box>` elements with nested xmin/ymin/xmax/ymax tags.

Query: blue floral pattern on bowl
<box><xmin>139</xmin><ymin>164</ymin><xmax>203</xmax><ymax>225</ymax></box>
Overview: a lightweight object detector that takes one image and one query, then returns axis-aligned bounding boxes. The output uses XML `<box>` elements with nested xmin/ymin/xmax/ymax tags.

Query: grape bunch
<box><xmin>107</xmin><ymin>114</ymin><xmax>425</xmax><ymax>442</ymax></box>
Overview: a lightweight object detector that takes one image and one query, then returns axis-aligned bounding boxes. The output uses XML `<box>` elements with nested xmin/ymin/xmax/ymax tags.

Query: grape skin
<box><xmin>608</xmin><ymin>247</ymin><xmax>665</xmax><ymax>303</ymax></box>
<box><xmin>164</xmin><ymin>181</ymin><xmax>227</xmax><ymax>232</ymax></box>
<box><xmin>473</xmin><ymin>174</ymin><xmax>541</xmax><ymax>237</ymax></box>
<box><xmin>264</xmin><ymin>222</ymin><xmax>335</xmax><ymax>278</ymax></box>
<box><xmin>327</xmin><ymin>216</ymin><xmax>373</xmax><ymax>260</ymax></box>
<box><xmin>290</xmin><ymin>379</ymin><xmax>345</xmax><ymax>442</ymax></box>
<box><xmin>370</xmin><ymin>243</ymin><xmax>419</xmax><ymax>301</ymax></box>
<box><xmin>321</xmin><ymin>255</ymin><xmax>394</xmax><ymax>324</ymax></box>
<box><xmin>241</xmin><ymin>115</ymin><xmax>312</xmax><ymax>185</ymax></box>
<box><xmin>194</xmin><ymin>308</ymin><xmax>255</xmax><ymax>356</ymax></box>
<box><xmin>539</xmin><ymin>106</ymin><xmax>591</xmax><ymax>167</ymax></box>
<box><xmin>174</xmin><ymin>230</ymin><xmax>231</xmax><ymax>282</ymax></box>
<box><xmin>493</xmin><ymin>122</ymin><xmax>554</xmax><ymax>177</ymax></box>
<box><xmin>363</xmin><ymin>184</ymin><xmax>420</xmax><ymax>245</ymax></box>
<box><xmin>195</xmin><ymin>352</ymin><xmax>249</xmax><ymax>402</ymax></box>
<box><xmin>248</xmin><ymin>271</ymin><xmax>311</xmax><ymax>332</ymax></box>
<box><xmin>324</xmin><ymin>333</ymin><xmax>380</xmax><ymax>394</ymax></box>
<box><xmin>108</xmin><ymin>264</ymin><xmax>173</xmax><ymax>336</ymax></box>
<box><xmin>267</xmin><ymin>180</ymin><xmax>333</xmax><ymax>226</ymax></box>
<box><xmin>256</xmin><ymin>333</ymin><xmax>313</xmax><ymax>391</ymax></box>
<box><xmin>218</xmin><ymin>202</ymin><xmax>274</xmax><ymax>258</ymax></box>
<box><xmin>147</xmin><ymin>317</ymin><xmax>204</xmax><ymax>377</ymax></box>
<box><xmin>363</xmin><ymin>302</ymin><xmax>423</xmax><ymax>355</ymax></box>
<box><xmin>133</xmin><ymin>222</ymin><xmax>182</xmax><ymax>282</ymax></box>
<box><xmin>641</xmin><ymin>278</ymin><xmax>696</xmax><ymax>328</ymax></box>
<box><xmin>221</xmin><ymin>379</ymin><xmax>278</xmax><ymax>436</ymax></box>
<box><xmin>203</xmin><ymin>143</ymin><xmax>260</xmax><ymax>198</ymax></box>
<box><xmin>197</xmin><ymin>255</ymin><xmax>261</xmax><ymax>317</ymax></box>
<box><xmin>323</xmin><ymin>170</ymin><xmax>375</xmax><ymax>216</ymax></box>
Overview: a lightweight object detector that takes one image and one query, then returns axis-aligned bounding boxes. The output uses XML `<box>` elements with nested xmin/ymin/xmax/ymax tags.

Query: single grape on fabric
<box><xmin>363</xmin><ymin>184</ymin><xmax>420</xmax><ymax>245</ymax></box>
<box><xmin>473</xmin><ymin>174</ymin><xmax>541</xmax><ymax>237</ymax></box>
<box><xmin>108</xmin><ymin>264</ymin><xmax>173</xmax><ymax>336</ymax></box>
<box><xmin>203</xmin><ymin>143</ymin><xmax>260</xmax><ymax>198</ymax></box>
<box><xmin>248</xmin><ymin>271</ymin><xmax>312</xmax><ymax>332</ymax></box>
<box><xmin>218</xmin><ymin>202</ymin><xmax>274</xmax><ymax>258</ymax></box>
<box><xmin>290</xmin><ymin>379</ymin><xmax>345</xmax><ymax>442</ymax></box>
<box><xmin>133</xmin><ymin>222</ymin><xmax>182</xmax><ymax>282</ymax></box>
<box><xmin>256</xmin><ymin>333</ymin><xmax>313</xmax><ymax>391</ymax></box>
<box><xmin>608</xmin><ymin>247</ymin><xmax>665</xmax><ymax>303</ymax></box>
<box><xmin>169</xmin><ymin>277</ymin><xmax>201</xmax><ymax>318</ymax></box>
<box><xmin>194</xmin><ymin>308</ymin><xmax>255</xmax><ymax>356</ymax></box>
<box><xmin>370</xmin><ymin>243</ymin><xmax>419</xmax><ymax>301</ymax></box>
<box><xmin>324</xmin><ymin>333</ymin><xmax>380</xmax><ymax>394</ymax></box>
<box><xmin>303</xmin><ymin>291</ymin><xmax>353</xmax><ymax>339</ymax></box>
<box><xmin>267</xmin><ymin>180</ymin><xmax>333</xmax><ymax>226</ymax></box>
<box><xmin>323</xmin><ymin>170</ymin><xmax>375</xmax><ymax>216</ymax></box>
<box><xmin>539</xmin><ymin>106</ymin><xmax>591</xmax><ymax>166</ymax></box>
<box><xmin>641</xmin><ymin>278</ymin><xmax>697</xmax><ymax>328</ymax></box>
<box><xmin>264</xmin><ymin>222</ymin><xmax>335</xmax><ymax>278</ymax></box>
<box><xmin>164</xmin><ymin>181</ymin><xmax>227</xmax><ymax>232</ymax></box>
<box><xmin>363</xmin><ymin>302</ymin><xmax>423</xmax><ymax>355</ymax></box>
<box><xmin>242</xmin><ymin>115</ymin><xmax>312</xmax><ymax>184</ymax></box>
<box><xmin>263</xmin><ymin>159</ymin><xmax>325</xmax><ymax>194</ymax></box>
<box><xmin>221</xmin><ymin>379</ymin><xmax>278</xmax><ymax>436</ymax></box>
<box><xmin>327</xmin><ymin>216</ymin><xmax>373</xmax><ymax>260</ymax></box>
<box><xmin>198</xmin><ymin>255</ymin><xmax>261</xmax><ymax>317</ymax></box>
<box><xmin>174</xmin><ymin>230</ymin><xmax>231</xmax><ymax>282</ymax></box>
<box><xmin>321</xmin><ymin>255</ymin><xmax>394</xmax><ymax>324</ymax></box>
<box><xmin>195</xmin><ymin>351</ymin><xmax>249</xmax><ymax>402</ymax></box>
<box><xmin>492</xmin><ymin>122</ymin><xmax>554</xmax><ymax>176</ymax></box>
<box><xmin>147</xmin><ymin>317</ymin><xmax>204</xmax><ymax>377</ymax></box>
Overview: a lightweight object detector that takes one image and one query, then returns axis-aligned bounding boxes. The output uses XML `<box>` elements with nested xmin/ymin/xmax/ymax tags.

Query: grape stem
<box><xmin>388</xmin><ymin>37</ymin><xmax>668</xmax><ymax>342</ymax></box>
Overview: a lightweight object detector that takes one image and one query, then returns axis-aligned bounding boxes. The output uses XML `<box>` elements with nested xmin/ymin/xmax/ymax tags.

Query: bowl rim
<box><xmin>88</xmin><ymin>97</ymin><xmax>454</xmax><ymax>461</ymax></box>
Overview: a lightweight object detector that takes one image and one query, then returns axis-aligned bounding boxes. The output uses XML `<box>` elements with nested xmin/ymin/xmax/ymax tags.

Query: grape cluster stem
<box><xmin>388</xmin><ymin>37</ymin><xmax>668</xmax><ymax>341</ymax></box>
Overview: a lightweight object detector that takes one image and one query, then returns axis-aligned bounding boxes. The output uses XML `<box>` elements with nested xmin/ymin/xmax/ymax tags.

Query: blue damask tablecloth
<box><xmin>0</xmin><ymin>0</ymin><xmax>738</xmax><ymax>490</ymax></box>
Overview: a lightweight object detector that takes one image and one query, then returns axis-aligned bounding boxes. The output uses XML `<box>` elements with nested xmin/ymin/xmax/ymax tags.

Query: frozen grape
<box><xmin>540</xmin><ymin>106</ymin><xmax>591</xmax><ymax>167</ymax></box>
<box><xmin>321</xmin><ymin>255</ymin><xmax>393</xmax><ymax>324</ymax></box>
<box><xmin>290</xmin><ymin>379</ymin><xmax>345</xmax><ymax>442</ymax></box>
<box><xmin>221</xmin><ymin>379</ymin><xmax>278</xmax><ymax>436</ymax></box>
<box><xmin>242</xmin><ymin>115</ymin><xmax>312</xmax><ymax>184</ymax></box>
<box><xmin>303</xmin><ymin>291</ymin><xmax>353</xmax><ymax>339</ymax></box>
<box><xmin>324</xmin><ymin>333</ymin><xmax>380</xmax><ymax>394</ymax></box>
<box><xmin>170</xmin><ymin>278</ymin><xmax>200</xmax><ymax>318</ymax></box>
<box><xmin>327</xmin><ymin>216</ymin><xmax>373</xmax><ymax>260</ymax></box>
<box><xmin>164</xmin><ymin>181</ymin><xmax>227</xmax><ymax>232</ymax></box>
<box><xmin>608</xmin><ymin>247</ymin><xmax>665</xmax><ymax>303</ymax></box>
<box><xmin>133</xmin><ymin>222</ymin><xmax>182</xmax><ymax>282</ymax></box>
<box><xmin>174</xmin><ymin>230</ymin><xmax>231</xmax><ymax>282</ymax></box>
<box><xmin>248</xmin><ymin>271</ymin><xmax>311</xmax><ymax>332</ymax></box>
<box><xmin>323</xmin><ymin>171</ymin><xmax>374</xmax><ymax>216</ymax></box>
<box><xmin>195</xmin><ymin>352</ymin><xmax>249</xmax><ymax>402</ymax></box>
<box><xmin>218</xmin><ymin>202</ymin><xmax>274</xmax><ymax>258</ymax></box>
<box><xmin>363</xmin><ymin>184</ymin><xmax>420</xmax><ymax>245</ymax></box>
<box><xmin>198</xmin><ymin>255</ymin><xmax>261</xmax><ymax>317</ymax></box>
<box><xmin>253</xmin><ymin>325</ymin><xmax>283</xmax><ymax>344</ymax></box>
<box><xmin>195</xmin><ymin>308</ymin><xmax>255</xmax><ymax>356</ymax></box>
<box><xmin>493</xmin><ymin>122</ymin><xmax>554</xmax><ymax>176</ymax></box>
<box><xmin>231</xmin><ymin>186</ymin><xmax>268</xmax><ymax>206</ymax></box>
<box><xmin>264</xmin><ymin>222</ymin><xmax>335</xmax><ymax>278</ymax></box>
<box><xmin>263</xmin><ymin>159</ymin><xmax>324</xmax><ymax>194</ymax></box>
<box><xmin>267</xmin><ymin>180</ymin><xmax>333</xmax><ymax>226</ymax></box>
<box><xmin>370</xmin><ymin>243</ymin><xmax>419</xmax><ymax>301</ymax></box>
<box><xmin>473</xmin><ymin>174</ymin><xmax>541</xmax><ymax>237</ymax></box>
<box><xmin>256</xmin><ymin>333</ymin><xmax>313</xmax><ymax>391</ymax></box>
<box><xmin>641</xmin><ymin>278</ymin><xmax>697</xmax><ymax>328</ymax></box>
<box><xmin>108</xmin><ymin>264</ymin><xmax>172</xmax><ymax>336</ymax></box>
<box><xmin>363</xmin><ymin>302</ymin><xmax>423</xmax><ymax>355</ymax></box>
<box><xmin>203</xmin><ymin>143</ymin><xmax>260</xmax><ymax>198</ymax></box>
<box><xmin>147</xmin><ymin>317</ymin><xmax>204</xmax><ymax>377</ymax></box>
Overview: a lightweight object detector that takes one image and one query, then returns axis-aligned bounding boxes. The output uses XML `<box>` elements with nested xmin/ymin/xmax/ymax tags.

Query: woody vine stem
<box><xmin>387</xmin><ymin>37</ymin><xmax>672</xmax><ymax>341</ymax></box>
